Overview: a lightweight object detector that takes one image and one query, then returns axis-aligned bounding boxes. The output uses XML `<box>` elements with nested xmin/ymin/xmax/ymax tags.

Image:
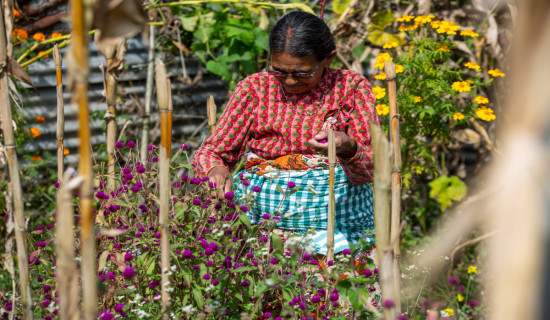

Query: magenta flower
<box><xmin>130</xmin><ymin>185</ymin><xmax>140</xmax><ymax>193</ymax></box>
<box><xmin>224</xmin><ymin>191</ymin><xmax>235</xmax><ymax>200</ymax></box>
<box><xmin>364</xmin><ymin>269</ymin><xmax>373</xmax><ymax>277</ymax></box>
<box><xmin>126</xmin><ymin>141</ymin><xmax>135</xmax><ymax>148</ymax></box>
<box><xmin>253</xmin><ymin>186</ymin><xmax>262</xmax><ymax>192</ymax></box>
<box><xmin>41</xmin><ymin>300</ymin><xmax>50</xmax><ymax>307</ymax></box>
<box><xmin>135</xmin><ymin>232</ymin><xmax>142</xmax><ymax>238</ymax></box>
<box><xmin>342</xmin><ymin>248</ymin><xmax>351</xmax><ymax>255</ymax></box>
<box><xmin>242</xmin><ymin>180</ymin><xmax>250</xmax><ymax>186</ymax></box>
<box><xmin>458</xmin><ymin>285</ymin><xmax>466</xmax><ymax>292</ymax></box>
<box><xmin>182</xmin><ymin>250</ymin><xmax>194</xmax><ymax>259</ymax></box>
<box><xmin>148</xmin><ymin>144</ymin><xmax>157</xmax><ymax>152</ymax></box>
<box><xmin>263</xmin><ymin>312</ymin><xmax>272</xmax><ymax>318</ymax></box>
<box><xmin>397</xmin><ymin>314</ymin><xmax>409</xmax><ymax>320</ymax></box>
<box><xmin>382</xmin><ymin>299</ymin><xmax>395</xmax><ymax>308</ymax></box>
<box><xmin>329</xmin><ymin>293</ymin><xmax>339</xmax><ymax>301</ymax></box>
<box><xmin>106</xmin><ymin>271</ymin><xmax>116</xmax><ymax>280</ymax></box>
<box><xmin>54</xmin><ymin>181</ymin><xmax>60</xmax><ymax>188</ymax></box>
<box><xmin>36</xmin><ymin>241</ymin><xmax>47</xmax><ymax>248</ymax></box>
<box><xmin>124</xmin><ymin>253</ymin><xmax>133</xmax><ymax>261</ymax></box>
<box><xmin>311</xmin><ymin>296</ymin><xmax>321</xmax><ymax>303</ymax></box>
<box><xmin>211</xmin><ymin>279</ymin><xmax>219</xmax><ymax>286</ymax></box>
<box><xmin>180</xmin><ymin>143</ymin><xmax>188</xmax><ymax>151</ymax></box>
<box><xmin>270</xmin><ymin>257</ymin><xmax>279</xmax><ymax>265</ymax></box>
<box><xmin>447</xmin><ymin>276</ymin><xmax>458</xmax><ymax>285</ymax></box>
<box><xmin>115</xmin><ymin>141</ymin><xmax>124</xmax><ymax>148</ymax></box>
<box><xmin>204</xmin><ymin>248</ymin><xmax>214</xmax><ymax>256</ymax></box>
<box><xmin>262</xmin><ymin>213</ymin><xmax>271</xmax><ymax>220</ymax></box>
<box><xmin>240</xmin><ymin>205</ymin><xmax>249</xmax><ymax>212</ymax></box>
<box><xmin>115</xmin><ymin>303</ymin><xmax>125</xmax><ymax>313</ymax></box>
<box><xmin>100</xmin><ymin>311</ymin><xmax>114</xmax><ymax>320</ymax></box>
<box><xmin>136</xmin><ymin>166</ymin><xmax>146</xmax><ymax>173</ymax></box>
<box><xmin>202</xmin><ymin>274</ymin><xmax>211</xmax><ymax>280</ymax></box>
<box><xmin>468</xmin><ymin>299</ymin><xmax>480</xmax><ymax>308</ymax></box>
<box><xmin>287</xmin><ymin>181</ymin><xmax>296</xmax><ymax>189</ymax></box>
<box><xmin>122</xmin><ymin>266</ymin><xmax>136</xmax><ymax>279</ymax></box>
<box><xmin>181</xmin><ymin>174</ymin><xmax>189</xmax><ymax>181</ymax></box>
<box><xmin>193</xmin><ymin>198</ymin><xmax>201</xmax><ymax>206</ymax></box>
<box><xmin>122</xmin><ymin>168</ymin><xmax>132</xmax><ymax>174</ymax></box>
<box><xmin>240</xmin><ymin>280</ymin><xmax>250</xmax><ymax>287</ymax></box>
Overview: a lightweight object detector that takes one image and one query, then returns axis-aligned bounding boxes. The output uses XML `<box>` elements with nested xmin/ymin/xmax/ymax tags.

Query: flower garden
<box><xmin>1</xmin><ymin>0</ymin><xmax>548</xmax><ymax>320</ymax></box>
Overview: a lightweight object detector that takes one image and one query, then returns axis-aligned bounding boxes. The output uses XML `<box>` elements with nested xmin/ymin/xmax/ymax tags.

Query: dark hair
<box><xmin>269</xmin><ymin>11</ymin><xmax>335</xmax><ymax>61</ymax></box>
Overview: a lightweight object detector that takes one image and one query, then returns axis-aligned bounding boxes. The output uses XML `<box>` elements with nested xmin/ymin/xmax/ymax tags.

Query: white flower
<box><xmin>182</xmin><ymin>304</ymin><xmax>197</xmax><ymax>314</ymax></box>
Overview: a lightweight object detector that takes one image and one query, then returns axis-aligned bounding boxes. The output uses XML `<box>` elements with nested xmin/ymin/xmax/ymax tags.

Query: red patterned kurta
<box><xmin>194</xmin><ymin>69</ymin><xmax>379</xmax><ymax>185</ymax></box>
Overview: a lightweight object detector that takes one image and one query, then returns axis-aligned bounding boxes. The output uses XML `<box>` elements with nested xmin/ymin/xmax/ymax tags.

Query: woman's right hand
<box><xmin>208</xmin><ymin>166</ymin><xmax>233</xmax><ymax>199</ymax></box>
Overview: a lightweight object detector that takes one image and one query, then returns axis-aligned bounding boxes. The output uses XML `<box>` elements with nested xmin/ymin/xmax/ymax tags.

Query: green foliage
<box><xmin>367</xmin><ymin>10</ymin><xmax>407</xmax><ymax>46</ymax></box>
<box><xmin>428</xmin><ymin>175</ymin><xmax>467</xmax><ymax>210</ymax></box>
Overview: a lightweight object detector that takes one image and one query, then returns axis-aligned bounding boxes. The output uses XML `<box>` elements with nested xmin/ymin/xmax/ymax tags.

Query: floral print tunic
<box><xmin>194</xmin><ymin>68</ymin><xmax>379</xmax><ymax>185</ymax></box>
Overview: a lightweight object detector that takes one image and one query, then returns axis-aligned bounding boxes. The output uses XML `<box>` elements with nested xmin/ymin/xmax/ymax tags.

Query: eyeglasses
<box><xmin>267</xmin><ymin>58</ymin><xmax>325</xmax><ymax>79</ymax></box>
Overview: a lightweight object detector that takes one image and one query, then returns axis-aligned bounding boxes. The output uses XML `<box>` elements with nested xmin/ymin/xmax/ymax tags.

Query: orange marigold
<box><xmin>12</xmin><ymin>28</ymin><xmax>28</xmax><ymax>41</ymax></box>
<box><xmin>64</xmin><ymin>149</ymin><xmax>70</xmax><ymax>156</ymax></box>
<box><xmin>36</xmin><ymin>115</ymin><xmax>46</xmax><ymax>123</ymax></box>
<box><xmin>31</xmin><ymin>156</ymin><xmax>41</xmax><ymax>162</ymax></box>
<box><xmin>38</xmin><ymin>51</ymin><xmax>50</xmax><ymax>59</ymax></box>
<box><xmin>33</xmin><ymin>32</ymin><xmax>45</xmax><ymax>42</ymax></box>
<box><xmin>14</xmin><ymin>9</ymin><xmax>21</xmax><ymax>19</ymax></box>
<box><xmin>50</xmin><ymin>32</ymin><xmax>63</xmax><ymax>39</ymax></box>
<box><xmin>29</xmin><ymin>127</ymin><xmax>41</xmax><ymax>138</ymax></box>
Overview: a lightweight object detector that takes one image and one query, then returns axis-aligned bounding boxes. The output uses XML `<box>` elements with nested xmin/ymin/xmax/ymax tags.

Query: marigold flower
<box><xmin>413</xmin><ymin>96</ymin><xmax>422</xmax><ymax>103</ymax></box>
<box><xmin>464</xmin><ymin>62</ymin><xmax>481</xmax><ymax>71</ymax></box>
<box><xmin>442</xmin><ymin>308</ymin><xmax>454</xmax><ymax>317</ymax></box>
<box><xmin>414</xmin><ymin>15</ymin><xmax>435</xmax><ymax>24</ymax></box>
<box><xmin>407</xmin><ymin>22</ymin><xmax>422</xmax><ymax>31</ymax></box>
<box><xmin>38</xmin><ymin>51</ymin><xmax>49</xmax><ymax>59</ymax></box>
<box><xmin>456</xmin><ymin>294</ymin><xmax>464</xmax><ymax>302</ymax></box>
<box><xmin>467</xmin><ymin>265</ymin><xmax>478</xmax><ymax>274</ymax></box>
<box><xmin>460</xmin><ymin>29</ymin><xmax>479</xmax><ymax>38</ymax></box>
<box><xmin>35</xmin><ymin>115</ymin><xmax>45</xmax><ymax>123</ymax></box>
<box><xmin>374</xmin><ymin>52</ymin><xmax>392</xmax><ymax>70</ymax></box>
<box><xmin>33</xmin><ymin>33</ymin><xmax>45</xmax><ymax>42</ymax></box>
<box><xmin>474</xmin><ymin>96</ymin><xmax>489</xmax><ymax>104</ymax></box>
<box><xmin>30</xmin><ymin>127</ymin><xmax>41</xmax><ymax>138</ymax></box>
<box><xmin>383</xmin><ymin>41</ymin><xmax>398</xmax><ymax>49</ymax></box>
<box><xmin>12</xmin><ymin>28</ymin><xmax>28</xmax><ymax>42</ymax></box>
<box><xmin>452</xmin><ymin>112</ymin><xmax>465</xmax><ymax>120</ymax></box>
<box><xmin>14</xmin><ymin>9</ymin><xmax>21</xmax><ymax>19</ymax></box>
<box><xmin>374</xmin><ymin>72</ymin><xmax>386</xmax><ymax>80</ymax></box>
<box><xmin>395</xmin><ymin>64</ymin><xmax>404</xmax><ymax>73</ymax></box>
<box><xmin>372</xmin><ymin>86</ymin><xmax>386</xmax><ymax>99</ymax></box>
<box><xmin>476</xmin><ymin>106</ymin><xmax>496</xmax><ymax>121</ymax></box>
<box><xmin>51</xmin><ymin>32</ymin><xmax>63</xmax><ymax>39</ymax></box>
<box><xmin>398</xmin><ymin>25</ymin><xmax>408</xmax><ymax>32</ymax></box>
<box><xmin>488</xmin><ymin>68</ymin><xmax>505</xmax><ymax>77</ymax></box>
<box><xmin>436</xmin><ymin>45</ymin><xmax>451</xmax><ymax>52</ymax></box>
<box><xmin>432</xmin><ymin>21</ymin><xmax>461</xmax><ymax>35</ymax></box>
<box><xmin>64</xmin><ymin>149</ymin><xmax>70</xmax><ymax>155</ymax></box>
<box><xmin>376</xmin><ymin>104</ymin><xmax>389</xmax><ymax>116</ymax></box>
<box><xmin>451</xmin><ymin>81</ymin><xmax>471</xmax><ymax>93</ymax></box>
<box><xmin>396</xmin><ymin>14</ymin><xmax>415</xmax><ymax>22</ymax></box>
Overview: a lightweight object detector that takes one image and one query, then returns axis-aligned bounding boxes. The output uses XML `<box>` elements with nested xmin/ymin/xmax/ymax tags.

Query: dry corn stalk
<box><xmin>326</xmin><ymin>128</ymin><xmax>336</xmax><ymax>262</ymax></box>
<box><xmin>207</xmin><ymin>95</ymin><xmax>217</xmax><ymax>133</ymax></box>
<box><xmin>53</xmin><ymin>45</ymin><xmax>65</xmax><ymax>182</ymax></box>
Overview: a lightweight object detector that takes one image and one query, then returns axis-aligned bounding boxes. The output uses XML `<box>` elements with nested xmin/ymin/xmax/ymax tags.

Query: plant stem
<box><xmin>140</xmin><ymin>24</ymin><xmax>156</xmax><ymax>161</ymax></box>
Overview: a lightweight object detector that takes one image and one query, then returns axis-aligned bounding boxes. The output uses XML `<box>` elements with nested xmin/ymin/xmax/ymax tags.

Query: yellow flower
<box><xmin>464</xmin><ymin>62</ymin><xmax>481</xmax><ymax>71</ymax></box>
<box><xmin>30</xmin><ymin>127</ymin><xmax>41</xmax><ymax>138</ymax></box>
<box><xmin>452</xmin><ymin>112</ymin><xmax>465</xmax><ymax>120</ymax></box>
<box><xmin>414</xmin><ymin>15</ymin><xmax>435</xmax><ymax>24</ymax></box>
<box><xmin>33</xmin><ymin>32</ymin><xmax>45</xmax><ymax>42</ymax></box>
<box><xmin>383</xmin><ymin>41</ymin><xmax>398</xmax><ymax>49</ymax></box>
<box><xmin>64</xmin><ymin>148</ymin><xmax>70</xmax><ymax>156</ymax></box>
<box><xmin>376</xmin><ymin>104</ymin><xmax>389</xmax><ymax>116</ymax></box>
<box><xmin>374</xmin><ymin>52</ymin><xmax>393</xmax><ymax>70</ymax></box>
<box><xmin>476</xmin><ymin>107</ymin><xmax>495</xmax><ymax>121</ymax></box>
<box><xmin>467</xmin><ymin>265</ymin><xmax>478</xmax><ymax>274</ymax></box>
<box><xmin>398</xmin><ymin>25</ymin><xmax>408</xmax><ymax>32</ymax></box>
<box><xmin>432</xmin><ymin>20</ymin><xmax>461</xmax><ymax>35</ymax></box>
<box><xmin>35</xmin><ymin>115</ymin><xmax>46</xmax><ymax>123</ymax></box>
<box><xmin>413</xmin><ymin>96</ymin><xmax>422</xmax><ymax>103</ymax></box>
<box><xmin>408</xmin><ymin>22</ymin><xmax>422</xmax><ymax>31</ymax></box>
<box><xmin>51</xmin><ymin>32</ymin><xmax>63</xmax><ymax>39</ymax></box>
<box><xmin>31</xmin><ymin>156</ymin><xmax>41</xmax><ymax>162</ymax></box>
<box><xmin>460</xmin><ymin>29</ymin><xmax>480</xmax><ymax>38</ymax></box>
<box><xmin>466</xmin><ymin>79</ymin><xmax>474</xmax><ymax>84</ymax></box>
<box><xmin>395</xmin><ymin>64</ymin><xmax>404</xmax><ymax>73</ymax></box>
<box><xmin>372</xmin><ymin>86</ymin><xmax>386</xmax><ymax>99</ymax></box>
<box><xmin>396</xmin><ymin>14</ymin><xmax>415</xmax><ymax>22</ymax></box>
<box><xmin>474</xmin><ymin>96</ymin><xmax>489</xmax><ymax>104</ymax></box>
<box><xmin>456</xmin><ymin>294</ymin><xmax>464</xmax><ymax>302</ymax></box>
<box><xmin>436</xmin><ymin>45</ymin><xmax>451</xmax><ymax>52</ymax></box>
<box><xmin>442</xmin><ymin>308</ymin><xmax>454</xmax><ymax>317</ymax></box>
<box><xmin>488</xmin><ymin>68</ymin><xmax>506</xmax><ymax>77</ymax></box>
<box><xmin>451</xmin><ymin>81</ymin><xmax>471</xmax><ymax>93</ymax></box>
<box><xmin>375</xmin><ymin>72</ymin><xmax>387</xmax><ymax>80</ymax></box>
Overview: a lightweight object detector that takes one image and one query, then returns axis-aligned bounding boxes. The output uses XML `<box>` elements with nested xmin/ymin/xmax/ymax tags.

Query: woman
<box><xmin>194</xmin><ymin>11</ymin><xmax>379</xmax><ymax>256</ymax></box>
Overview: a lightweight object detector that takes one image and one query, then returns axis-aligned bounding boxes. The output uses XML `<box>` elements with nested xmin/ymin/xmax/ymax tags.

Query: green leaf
<box><xmin>331</xmin><ymin>0</ymin><xmax>352</xmax><ymax>15</ymax></box>
<box><xmin>98</xmin><ymin>250</ymin><xmax>109</xmax><ymax>272</ymax></box>
<box><xmin>348</xmin><ymin>289</ymin><xmax>361</xmax><ymax>311</ymax></box>
<box><xmin>287</xmin><ymin>185</ymin><xmax>303</xmax><ymax>197</ymax></box>
<box><xmin>276</xmin><ymin>185</ymin><xmax>285</xmax><ymax>195</ymax></box>
<box><xmin>206</xmin><ymin>60</ymin><xmax>231</xmax><ymax>81</ymax></box>
<box><xmin>271</xmin><ymin>233</ymin><xmax>284</xmax><ymax>255</ymax></box>
<box><xmin>146</xmin><ymin>256</ymin><xmax>156</xmax><ymax>275</ymax></box>
<box><xmin>428</xmin><ymin>175</ymin><xmax>467</xmax><ymax>210</ymax></box>
<box><xmin>193</xmin><ymin>287</ymin><xmax>204</xmax><ymax>310</ymax></box>
<box><xmin>370</xmin><ymin>10</ymin><xmax>395</xmax><ymax>29</ymax></box>
<box><xmin>180</xmin><ymin>15</ymin><xmax>199</xmax><ymax>32</ymax></box>
<box><xmin>238</xmin><ymin>214</ymin><xmax>252</xmax><ymax>228</ymax></box>
<box><xmin>234</xmin><ymin>266</ymin><xmax>258</xmax><ymax>273</ymax></box>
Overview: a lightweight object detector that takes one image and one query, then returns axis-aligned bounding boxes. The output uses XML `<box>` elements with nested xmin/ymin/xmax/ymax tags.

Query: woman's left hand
<box><xmin>308</xmin><ymin>130</ymin><xmax>357</xmax><ymax>159</ymax></box>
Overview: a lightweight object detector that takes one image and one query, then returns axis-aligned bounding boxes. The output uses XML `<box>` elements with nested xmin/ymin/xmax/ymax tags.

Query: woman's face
<box><xmin>269</xmin><ymin>51</ymin><xmax>335</xmax><ymax>94</ymax></box>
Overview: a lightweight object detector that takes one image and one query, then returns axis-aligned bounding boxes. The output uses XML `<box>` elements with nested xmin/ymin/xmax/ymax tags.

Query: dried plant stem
<box><xmin>385</xmin><ymin>60</ymin><xmax>402</xmax><ymax>312</ymax></box>
<box><xmin>156</xmin><ymin>58</ymin><xmax>173</xmax><ymax>317</ymax></box>
<box><xmin>326</xmin><ymin>129</ymin><xmax>336</xmax><ymax>262</ymax></box>
<box><xmin>207</xmin><ymin>95</ymin><xmax>217</xmax><ymax>134</ymax></box>
<box><xmin>53</xmin><ymin>44</ymin><xmax>65</xmax><ymax>182</ymax></box>
<box><xmin>0</xmin><ymin>5</ymin><xmax>33</xmax><ymax>319</ymax></box>
<box><xmin>56</xmin><ymin>174</ymin><xmax>82</xmax><ymax>320</ymax></box>
<box><xmin>140</xmin><ymin>24</ymin><xmax>155</xmax><ymax>161</ymax></box>
<box><xmin>69</xmin><ymin>0</ymin><xmax>96</xmax><ymax>318</ymax></box>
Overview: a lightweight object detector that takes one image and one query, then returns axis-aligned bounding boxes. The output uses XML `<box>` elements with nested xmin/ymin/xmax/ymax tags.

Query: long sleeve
<box><xmin>338</xmin><ymin>77</ymin><xmax>380</xmax><ymax>185</ymax></box>
<box><xmin>193</xmin><ymin>80</ymin><xmax>256</xmax><ymax>178</ymax></box>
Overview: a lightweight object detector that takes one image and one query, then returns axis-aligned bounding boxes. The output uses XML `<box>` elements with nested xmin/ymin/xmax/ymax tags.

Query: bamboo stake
<box><xmin>326</xmin><ymin>128</ymin><xmax>336</xmax><ymax>262</ymax></box>
<box><xmin>207</xmin><ymin>95</ymin><xmax>217</xmax><ymax>134</ymax></box>
<box><xmin>54</xmin><ymin>45</ymin><xmax>65</xmax><ymax>183</ymax></box>
<box><xmin>140</xmin><ymin>24</ymin><xmax>155</xmax><ymax>161</ymax></box>
<box><xmin>156</xmin><ymin>58</ymin><xmax>173</xmax><ymax>317</ymax></box>
<box><xmin>385</xmin><ymin>60</ymin><xmax>402</xmax><ymax>312</ymax></box>
<box><xmin>371</xmin><ymin>123</ymin><xmax>396</xmax><ymax>320</ymax></box>
<box><xmin>0</xmin><ymin>4</ymin><xmax>33</xmax><ymax>318</ymax></box>
<box><xmin>56</xmin><ymin>173</ymin><xmax>82</xmax><ymax>320</ymax></box>
<box><xmin>69</xmin><ymin>0</ymin><xmax>96</xmax><ymax>318</ymax></box>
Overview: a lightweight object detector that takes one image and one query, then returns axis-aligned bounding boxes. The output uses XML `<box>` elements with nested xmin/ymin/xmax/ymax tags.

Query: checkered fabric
<box><xmin>234</xmin><ymin>166</ymin><xmax>375</xmax><ymax>255</ymax></box>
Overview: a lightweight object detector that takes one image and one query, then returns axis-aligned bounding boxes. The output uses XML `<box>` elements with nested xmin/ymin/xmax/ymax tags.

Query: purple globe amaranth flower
<box><xmin>310</xmin><ymin>259</ymin><xmax>318</xmax><ymax>266</ymax></box>
<box><xmin>190</xmin><ymin>178</ymin><xmax>201</xmax><ymax>185</ymax></box>
<box><xmin>122</xmin><ymin>168</ymin><xmax>132</xmax><ymax>174</ymax></box>
<box><xmin>192</xmin><ymin>265</ymin><xmax>200</xmax><ymax>270</ymax></box>
<box><xmin>180</xmin><ymin>143</ymin><xmax>189</xmax><ymax>151</ymax></box>
<box><xmin>41</xmin><ymin>300</ymin><xmax>50</xmax><ymax>307</ymax></box>
<box><xmin>224</xmin><ymin>191</ymin><xmax>235</xmax><ymax>200</ymax></box>
<box><xmin>181</xmin><ymin>174</ymin><xmax>189</xmax><ymax>181</ymax></box>
<box><xmin>126</xmin><ymin>141</ymin><xmax>135</xmax><ymax>148</ymax></box>
<box><xmin>374</xmin><ymin>268</ymin><xmax>379</xmax><ymax>274</ymax></box>
<box><xmin>327</xmin><ymin>260</ymin><xmax>334</xmax><ymax>266</ymax></box>
<box><xmin>205</xmin><ymin>248</ymin><xmax>214</xmax><ymax>256</ymax></box>
<box><xmin>122</xmin><ymin>266</ymin><xmax>136</xmax><ymax>279</ymax></box>
<box><xmin>364</xmin><ymin>269</ymin><xmax>373</xmax><ymax>277</ymax></box>
<box><xmin>43</xmin><ymin>284</ymin><xmax>52</xmax><ymax>292</ymax></box>
<box><xmin>136</xmin><ymin>166</ymin><xmax>146</xmax><ymax>173</ymax></box>
<box><xmin>242</xmin><ymin>179</ymin><xmax>250</xmax><ymax>186</ymax></box>
<box><xmin>155</xmin><ymin>232</ymin><xmax>161</xmax><ymax>239</ymax></box>
<box><xmin>135</xmin><ymin>232</ymin><xmax>142</xmax><ymax>238</ymax></box>
<box><xmin>311</xmin><ymin>295</ymin><xmax>321</xmax><ymax>303</ymax></box>
<box><xmin>227</xmin><ymin>201</ymin><xmax>236</xmax><ymax>208</ymax></box>
<box><xmin>95</xmin><ymin>191</ymin><xmax>109</xmax><ymax>200</ymax></box>
<box><xmin>253</xmin><ymin>186</ymin><xmax>262</xmax><ymax>192</ymax></box>
<box><xmin>317</xmin><ymin>288</ymin><xmax>326</xmax><ymax>296</ymax></box>
<box><xmin>382</xmin><ymin>299</ymin><xmax>395</xmax><ymax>308</ymax></box>
<box><xmin>151</xmin><ymin>157</ymin><xmax>159</xmax><ymax>162</ymax></box>
<box><xmin>329</xmin><ymin>293</ymin><xmax>339</xmax><ymax>301</ymax></box>
<box><xmin>149</xmin><ymin>280</ymin><xmax>160</xmax><ymax>290</ymax></box>
<box><xmin>208</xmin><ymin>181</ymin><xmax>217</xmax><ymax>189</ymax></box>
<box><xmin>262</xmin><ymin>213</ymin><xmax>271</xmax><ymax>220</ymax></box>
<box><xmin>5</xmin><ymin>301</ymin><xmax>12</xmax><ymax>311</ymax></box>
<box><xmin>458</xmin><ymin>285</ymin><xmax>466</xmax><ymax>292</ymax></box>
<box><xmin>202</xmin><ymin>274</ymin><xmax>211</xmax><ymax>280</ymax></box>
<box><xmin>131</xmin><ymin>185</ymin><xmax>140</xmax><ymax>193</ymax></box>
<box><xmin>240</xmin><ymin>205</ymin><xmax>249</xmax><ymax>212</ymax></box>
<box><xmin>240</xmin><ymin>280</ymin><xmax>250</xmax><ymax>287</ymax></box>
<box><xmin>182</xmin><ymin>250</ymin><xmax>194</xmax><ymax>259</ymax></box>
<box><xmin>469</xmin><ymin>299</ymin><xmax>480</xmax><ymax>308</ymax></box>
<box><xmin>263</xmin><ymin>312</ymin><xmax>273</xmax><ymax>318</ymax></box>
<box><xmin>115</xmin><ymin>303</ymin><xmax>125</xmax><ymax>313</ymax></box>
<box><xmin>124</xmin><ymin>253</ymin><xmax>133</xmax><ymax>261</ymax></box>
<box><xmin>206</xmin><ymin>261</ymin><xmax>214</xmax><ymax>267</ymax></box>
<box><xmin>148</xmin><ymin>144</ymin><xmax>157</xmax><ymax>152</ymax></box>
<box><xmin>211</xmin><ymin>279</ymin><xmax>219</xmax><ymax>286</ymax></box>
<box><xmin>106</xmin><ymin>271</ymin><xmax>116</xmax><ymax>280</ymax></box>
<box><xmin>261</xmin><ymin>236</ymin><xmax>268</xmax><ymax>243</ymax></box>
<box><xmin>173</xmin><ymin>182</ymin><xmax>182</xmax><ymax>188</ymax></box>
<box><xmin>115</xmin><ymin>141</ymin><xmax>124</xmax><ymax>148</ymax></box>
<box><xmin>447</xmin><ymin>276</ymin><xmax>459</xmax><ymax>286</ymax></box>
<box><xmin>397</xmin><ymin>314</ymin><xmax>409</xmax><ymax>320</ymax></box>
<box><xmin>270</xmin><ymin>257</ymin><xmax>279</xmax><ymax>265</ymax></box>
<box><xmin>287</xmin><ymin>181</ymin><xmax>296</xmax><ymax>189</ymax></box>
<box><xmin>342</xmin><ymin>248</ymin><xmax>351</xmax><ymax>256</ymax></box>
<box><xmin>193</xmin><ymin>199</ymin><xmax>201</xmax><ymax>206</ymax></box>
<box><xmin>36</xmin><ymin>241</ymin><xmax>47</xmax><ymax>248</ymax></box>
<box><xmin>124</xmin><ymin>173</ymin><xmax>133</xmax><ymax>180</ymax></box>
<box><xmin>54</xmin><ymin>181</ymin><xmax>61</xmax><ymax>188</ymax></box>
<box><xmin>246</xmin><ymin>253</ymin><xmax>254</xmax><ymax>259</ymax></box>
<box><xmin>100</xmin><ymin>311</ymin><xmax>114</xmax><ymax>320</ymax></box>
<box><xmin>45</xmin><ymin>316</ymin><xmax>52</xmax><ymax>320</ymax></box>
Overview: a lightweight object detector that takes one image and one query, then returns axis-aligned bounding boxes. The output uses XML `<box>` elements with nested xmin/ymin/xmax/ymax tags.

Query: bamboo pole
<box><xmin>0</xmin><ymin>4</ymin><xmax>33</xmax><ymax>318</ymax></box>
<box><xmin>207</xmin><ymin>95</ymin><xmax>217</xmax><ymax>134</ymax></box>
<box><xmin>140</xmin><ymin>24</ymin><xmax>155</xmax><ymax>161</ymax></box>
<box><xmin>156</xmin><ymin>58</ymin><xmax>173</xmax><ymax>317</ymax></box>
<box><xmin>56</xmin><ymin>173</ymin><xmax>81</xmax><ymax>320</ymax></box>
<box><xmin>326</xmin><ymin>128</ymin><xmax>336</xmax><ymax>262</ymax></box>
<box><xmin>371</xmin><ymin>123</ymin><xmax>396</xmax><ymax>320</ymax></box>
<box><xmin>69</xmin><ymin>0</ymin><xmax>96</xmax><ymax>318</ymax></box>
<box><xmin>54</xmin><ymin>45</ymin><xmax>65</xmax><ymax>182</ymax></box>
<box><xmin>385</xmin><ymin>60</ymin><xmax>402</xmax><ymax>312</ymax></box>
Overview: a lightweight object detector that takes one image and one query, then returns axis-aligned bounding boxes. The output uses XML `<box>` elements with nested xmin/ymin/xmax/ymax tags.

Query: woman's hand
<box><xmin>207</xmin><ymin>166</ymin><xmax>233</xmax><ymax>199</ymax></box>
<box><xmin>308</xmin><ymin>130</ymin><xmax>357</xmax><ymax>159</ymax></box>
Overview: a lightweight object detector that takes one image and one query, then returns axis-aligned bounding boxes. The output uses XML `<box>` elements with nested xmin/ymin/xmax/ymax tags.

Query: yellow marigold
<box><xmin>398</xmin><ymin>25</ymin><xmax>408</xmax><ymax>32</ymax></box>
<box><xmin>468</xmin><ymin>265</ymin><xmax>478</xmax><ymax>274</ymax></box>
<box><xmin>464</xmin><ymin>62</ymin><xmax>481</xmax><ymax>71</ymax></box>
<box><xmin>407</xmin><ymin>22</ymin><xmax>422</xmax><ymax>31</ymax></box>
<box><xmin>396</xmin><ymin>14</ymin><xmax>415</xmax><ymax>22</ymax></box>
<box><xmin>51</xmin><ymin>32</ymin><xmax>63</xmax><ymax>39</ymax></box>
<box><xmin>33</xmin><ymin>32</ymin><xmax>45</xmax><ymax>42</ymax></box>
<box><xmin>414</xmin><ymin>15</ymin><xmax>435</xmax><ymax>24</ymax></box>
<box><xmin>488</xmin><ymin>68</ymin><xmax>505</xmax><ymax>77</ymax></box>
<box><xmin>456</xmin><ymin>294</ymin><xmax>464</xmax><ymax>302</ymax></box>
<box><xmin>383</xmin><ymin>41</ymin><xmax>398</xmax><ymax>49</ymax></box>
<box><xmin>376</xmin><ymin>104</ymin><xmax>389</xmax><ymax>116</ymax></box>
<box><xmin>433</xmin><ymin>21</ymin><xmax>461</xmax><ymax>35</ymax></box>
<box><xmin>474</xmin><ymin>96</ymin><xmax>489</xmax><ymax>104</ymax></box>
<box><xmin>452</xmin><ymin>112</ymin><xmax>465</xmax><ymax>120</ymax></box>
<box><xmin>374</xmin><ymin>52</ymin><xmax>393</xmax><ymax>70</ymax></box>
<box><xmin>64</xmin><ymin>148</ymin><xmax>70</xmax><ymax>156</ymax></box>
<box><xmin>29</xmin><ymin>127</ymin><xmax>41</xmax><ymax>138</ymax></box>
<box><xmin>460</xmin><ymin>29</ymin><xmax>479</xmax><ymax>38</ymax></box>
<box><xmin>31</xmin><ymin>156</ymin><xmax>41</xmax><ymax>162</ymax></box>
<box><xmin>38</xmin><ymin>51</ymin><xmax>50</xmax><ymax>59</ymax></box>
<box><xmin>476</xmin><ymin>106</ymin><xmax>496</xmax><ymax>121</ymax></box>
<box><xmin>36</xmin><ymin>115</ymin><xmax>46</xmax><ymax>123</ymax></box>
<box><xmin>413</xmin><ymin>96</ymin><xmax>422</xmax><ymax>103</ymax></box>
<box><xmin>372</xmin><ymin>86</ymin><xmax>386</xmax><ymax>100</ymax></box>
<box><xmin>466</xmin><ymin>79</ymin><xmax>474</xmax><ymax>84</ymax></box>
<box><xmin>14</xmin><ymin>9</ymin><xmax>21</xmax><ymax>19</ymax></box>
<box><xmin>395</xmin><ymin>64</ymin><xmax>404</xmax><ymax>73</ymax></box>
<box><xmin>442</xmin><ymin>308</ymin><xmax>454</xmax><ymax>317</ymax></box>
<box><xmin>375</xmin><ymin>72</ymin><xmax>387</xmax><ymax>80</ymax></box>
<box><xmin>12</xmin><ymin>28</ymin><xmax>28</xmax><ymax>41</ymax></box>
<box><xmin>451</xmin><ymin>81</ymin><xmax>471</xmax><ymax>93</ymax></box>
<box><xmin>436</xmin><ymin>45</ymin><xmax>450</xmax><ymax>52</ymax></box>
<box><xmin>430</xmin><ymin>20</ymin><xmax>443</xmax><ymax>29</ymax></box>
